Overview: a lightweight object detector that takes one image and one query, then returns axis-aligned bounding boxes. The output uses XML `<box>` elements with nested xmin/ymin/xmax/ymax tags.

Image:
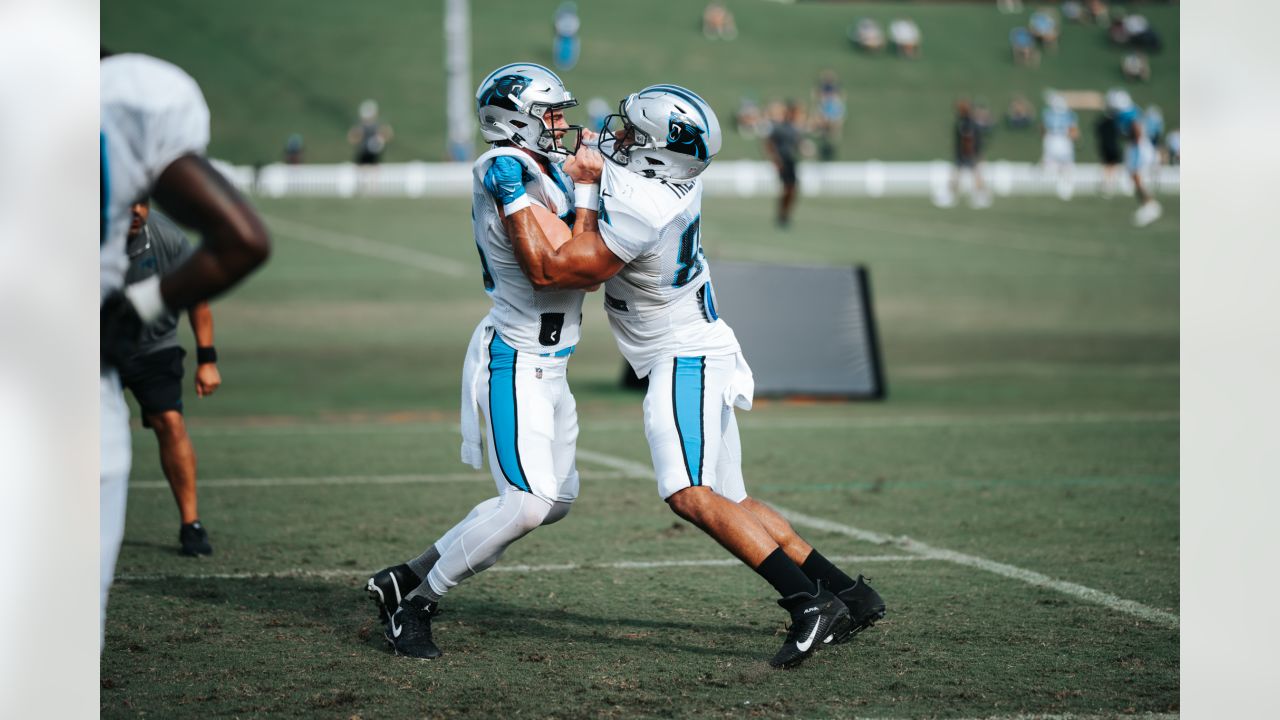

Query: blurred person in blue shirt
<box><xmin>1040</xmin><ymin>93</ymin><xmax>1079</xmax><ymax>200</ymax></box>
<box><xmin>1010</xmin><ymin>27</ymin><xmax>1039</xmax><ymax>67</ymax></box>
<box><xmin>1029</xmin><ymin>9</ymin><xmax>1060</xmax><ymax>52</ymax></box>
<box><xmin>1107</xmin><ymin>88</ymin><xmax>1161</xmax><ymax>226</ymax></box>
<box><xmin>553</xmin><ymin>2</ymin><xmax>581</xmax><ymax>71</ymax></box>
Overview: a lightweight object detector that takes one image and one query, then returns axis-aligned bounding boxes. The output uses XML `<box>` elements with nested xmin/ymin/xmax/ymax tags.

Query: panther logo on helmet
<box><xmin>477</xmin><ymin>74</ymin><xmax>531</xmax><ymax>113</ymax></box>
<box><xmin>666</xmin><ymin>114</ymin><xmax>708</xmax><ymax>161</ymax></box>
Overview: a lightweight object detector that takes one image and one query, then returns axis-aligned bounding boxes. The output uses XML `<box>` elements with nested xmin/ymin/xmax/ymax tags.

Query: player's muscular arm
<box><xmin>504</xmin><ymin>210</ymin><xmax>623</xmax><ymax>291</ymax></box>
<box><xmin>151</xmin><ymin>154</ymin><xmax>271</xmax><ymax>310</ymax></box>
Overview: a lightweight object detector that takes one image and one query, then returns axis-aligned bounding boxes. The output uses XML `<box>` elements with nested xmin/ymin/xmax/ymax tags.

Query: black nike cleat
<box><xmin>178</xmin><ymin>521</ymin><xmax>213</xmax><ymax>557</ymax></box>
<box><xmin>826</xmin><ymin>575</ymin><xmax>886</xmax><ymax>645</ymax></box>
<box><xmin>366</xmin><ymin>564</ymin><xmax>421</xmax><ymax>625</ymax></box>
<box><xmin>385</xmin><ymin>596</ymin><xmax>442</xmax><ymax>659</ymax></box>
<box><xmin>769</xmin><ymin>585</ymin><xmax>851</xmax><ymax>669</ymax></box>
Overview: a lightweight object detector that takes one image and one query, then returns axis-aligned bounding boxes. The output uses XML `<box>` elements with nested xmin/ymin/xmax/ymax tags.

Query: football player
<box><xmin>1107</xmin><ymin>88</ymin><xmax>1161</xmax><ymax>227</ymax></box>
<box><xmin>505</xmin><ymin>85</ymin><xmax>885</xmax><ymax>669</ymax></box>
<box><xmin>1041</xmin><ymin>93</ymin><xmax>1079</xmax><ymax>201</ymax></box>
<box><xmin>101</xmin><ymin>51</ymin><xmax>271</xmax><ymax>649</ymax></box>
<box><xmin>366</xmin><ymin>63</ymin><xmax>594</xmax><ymax>659</ymax></box>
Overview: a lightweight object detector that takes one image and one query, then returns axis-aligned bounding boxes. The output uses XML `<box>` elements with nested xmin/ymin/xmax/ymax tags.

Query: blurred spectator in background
<box><xmin>812</xmin><ymin>70</ymin><xmax>846</xmax><ymax>161</ymax></box>
<box><xmin>1087</xmin><ymin>0</ymin><xmax>1110</xmax><ymax>25</ymax></box>
<box><xmin>1010</xmin><ymin>26</ymin><xmax>1040</xmax><ymax>67</ymax></box>
<box><xmin>283</xmin><ymin>133</ymin><xmax>304</xmax><ymax>164</ymax></box>
<box><xmin>1095</xmin><ymin>100</ymin><xmax>1123</xmax><ymax>197</ymax></box>
<box><xmin>1061</xmin><ymin>1</ymin><xmax>1085</xmax><ymax>24</ymax></box>
<box><xmin>1122</xmin><ymin>52</ymin><xmax>1151</xmax><ymax>82</ymax></box>
<box><xmin>1110</xmin><ymin>12</ymin><xmax>1161</xmax><ymax>52</ymax></box>
<box><xmin>972</xmin><ymin>97</ymin><xmax>996</xmax><ymax>134</ymax></box>
<box><xmin>1040</xmin><ymin>93</ymin><xmax>1079</xmax><ymax>200</ymax></box>
<box><xmin>997</xmin><ymin>0</ymin><xmax>1025</xmax><ymax>14</ymax></box>
<box><xmin>1108</xmin><ymin>88</ymin><xmax>1161</xmax><ymax>226</ymax></box>
<box><xmin>1029</xmin><ymin>8</ymin><xmax>1060</xmax><ymax>52</ymax></box>
<box><xmin>1165</xmin><ymin>128</ymin><xmax>1179</xmax><ymax>165</ymax></box>
<box><xmin>889</xmin><ymin>18</ymin><xmax>922</xmax><ymax>59</ymax></box>
<box><xmin>587</xmin><ymin>97</ymin><xmax>611</xmax><ymax>134</ymax></box>
<box><xmin>703</xmin><ymin>2</ymin><xmax>737</xmax><ymax>41</ymax></box>
<box><xmin>937</xmin><ymin>98</ymin><xmax>991</xmax><ymax>209</ymax></box>
<box><xmin>735</xmin><ymin>96</ymin><xmax>764</xmax><ymax>137</ymax></box>
<box><xmin>553</xmin><ymin>2</ymin><xmax>581</xmax><ymax>71</ymax></box>
<box><xmin>764</xmin><ymin>100</ymin><xmax>805</xmax><ymax>227</ymax></box>
<box><xmin>348</xmin><ymin>100</ymin><xmax>393</xmax><ymax>165</ymax></box>
<box><xmin>1006</xmin><ymin>94</ymin><xmax>1035</xmax><ymax>130</ymax></box>
<box><xmin>849</xmin><ymin>17</ymin><xmax>886</xmax><ymax>53</ymax></box>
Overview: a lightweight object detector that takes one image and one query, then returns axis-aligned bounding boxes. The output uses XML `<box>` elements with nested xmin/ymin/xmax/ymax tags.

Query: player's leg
<box><xmin>139</xmin><ymin>348</ymin><xmax>211</xmax><ymax>555</ymax></box>
<box><xmin>380</xmin><ymin>338</ymin><xmax>564</xmax><ymax>657</ymax></box>
<box><xmin>717</xmin><ymin>405</ymin><xmax>886</xmax><ymax>644</ymax></box>
<box><xmin>543</xmin><ymin>369</ymin><xmax>580</xmax><ymax>525</ymax></box>
<box><xmin>647</xmin><ymin>356</ymin><xmax>849</xmax><ymax>668</ymax></box>
<box><xmin>100</xmin><ymin>371</ymin><xmax>132</xmax><ymax>651</ymax></box>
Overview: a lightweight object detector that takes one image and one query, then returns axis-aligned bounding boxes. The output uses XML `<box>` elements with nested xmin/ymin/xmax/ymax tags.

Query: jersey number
<box><xmin>673</xmin><ymin>216</ymin><xmax>703</xmax><ymax>288</ymax></box>
<box><xmin>476</xmin><ymin>243</ymin><xmax>495</xmax><ymax>291</ymax></box>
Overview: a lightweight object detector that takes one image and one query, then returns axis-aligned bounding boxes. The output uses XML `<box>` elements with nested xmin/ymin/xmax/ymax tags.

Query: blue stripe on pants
<box><xmin>488</xmin><ymin>334</ymin><xmax>530</xmax><ymax>492</ymax></box>
<box><xmin>672</xmin><ymin>356</ymin><xmax>706</xmax><ymax>486</ymax></box>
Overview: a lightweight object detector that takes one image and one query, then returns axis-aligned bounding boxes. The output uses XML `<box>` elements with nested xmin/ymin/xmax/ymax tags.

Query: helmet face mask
<box><xmin>599</xmin><ymin>85</ymin><xmax>721</xmax><ymax>181</ymax></box>
<box><xmin>476</xmin><ymin>63</ymin><xmax>582</xmax><ymax>160</ymax></box>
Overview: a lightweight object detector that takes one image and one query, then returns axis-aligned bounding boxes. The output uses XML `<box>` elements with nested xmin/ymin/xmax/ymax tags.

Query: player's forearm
<box><xmin>189</xmin><ymin>302</ymin><xmax>215</xmax><ymax>346</ymax></box>
<box><xmin>572</xmin><ymin>208</ymin><xmax>598</xmax><ymax>238</ymax></box>
<box><xmin>153</xmin><ymin>155</ymin><xmax>271</xmax><ymax>310</ymax></box>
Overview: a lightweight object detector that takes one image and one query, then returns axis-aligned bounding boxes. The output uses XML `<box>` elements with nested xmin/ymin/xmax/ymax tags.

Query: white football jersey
<box><xmin>471</xmin><ymin>148</ymin><xmax>584</xmax><ymax>354</ymax></box>
<box><xmin>598</xmin><ymin>160</ymin><xmax>740</xmax><ymax>377</ymax></box>
<box><xmin>100</xmin><ymin>54</ymin><xmax>210</xmax><ymax>302</ymax></box>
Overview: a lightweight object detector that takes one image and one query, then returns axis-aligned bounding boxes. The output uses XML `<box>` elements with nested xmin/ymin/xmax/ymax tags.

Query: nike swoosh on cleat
<box><xmin>795</xmin><ymin>619</ymin><xmax>822</xmax><ymax>653</ymax></box>
<box><xmin>389</xmin><ymin>611</ymin><xmax>403</xmax><ymax>638</ymax></box>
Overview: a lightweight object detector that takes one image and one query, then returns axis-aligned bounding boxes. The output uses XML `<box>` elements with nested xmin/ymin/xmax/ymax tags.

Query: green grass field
<box><xmin>102</xmin><ymin>0</ymin><xmax>1179</xmax><ymax>165</ymax></box>
<box><xmin>102</xmin><ymin>195</ymin><xmax>1179</xmax><ymax>718</ymax></box>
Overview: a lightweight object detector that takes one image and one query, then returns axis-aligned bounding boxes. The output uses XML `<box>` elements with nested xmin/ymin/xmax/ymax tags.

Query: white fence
<box><xmin>213</xmin><ymin>159</ymin><xmax>1179</xmax><ymax>199</ymax></box>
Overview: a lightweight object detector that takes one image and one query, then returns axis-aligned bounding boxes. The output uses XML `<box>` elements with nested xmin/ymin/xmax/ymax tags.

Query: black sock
<box><xmin>755</xmin><ymin>548</ymin><xmax>818</xmax><ymax>598</ymax></box>
<box><xmin>801</xmin><ymin>549</ymin><xmax>858</xmax><ymax>594</ymax></box>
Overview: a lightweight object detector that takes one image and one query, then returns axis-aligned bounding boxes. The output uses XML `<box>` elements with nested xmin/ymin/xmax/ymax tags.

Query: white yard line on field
<box><xmin>177</xmin><ymin>410</ymin><xmax>1178</xmax><ymax>438</ymax></box>
<box><xmin>575</xmin><ymin>447</ymin><xmax>1180</xmax><ymax>630</ymax></box>
<box><xmin>129</xmin><ymin>469</ymin><xmax>635</xmax><ymax>490</ymax></box>
<box><xmin>261</xmin><ymin>213</ymin><xmax>469</xmax><ymax>277</ymax></box>
<box><xmin>114</xmin><ymin>554</ymin><xmax>922</xmax><ymax>582</ymax></box>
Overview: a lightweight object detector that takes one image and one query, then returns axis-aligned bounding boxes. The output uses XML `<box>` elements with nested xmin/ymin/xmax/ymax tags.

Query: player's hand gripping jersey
<box><xmin>101</xmin><ymin>54</ymin><xmax>210</xmax><ymax>302</ymax></box>
<box><xmin>471</xmin><ymin>148</ymin><xmax>584</xmax><ymax>354</ymax></box>
<box><xmin>596</xmin><ymin>159</ymin><xmax>740</xmax><ymax>378</ymax></box>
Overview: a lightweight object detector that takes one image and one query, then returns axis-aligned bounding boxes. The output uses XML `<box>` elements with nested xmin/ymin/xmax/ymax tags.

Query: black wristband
<box><xmin>196</xmin><ymin>346</ymin><xmax>218</xmax><ymax>365</ymax></box>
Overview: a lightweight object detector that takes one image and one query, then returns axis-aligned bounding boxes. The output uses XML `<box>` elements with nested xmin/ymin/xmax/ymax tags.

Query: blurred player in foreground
<box><xmin>366</xmin><ymin>63</ymin><xmax>591</xmax><ymax>659</ymax></box>
<box><xmin>120</xmin><ymin>201</ymin><xmax>222</xmax><ymax>556</ymax></box>
<box><xmin>101</xmin><ymin>52</ymin><xmax>271</xmax><ymax>649</ymax></box>
<box><xmin>507</xmin><ymin>84</ymin><xmax>885</xmax><ymax>669</ymax></box>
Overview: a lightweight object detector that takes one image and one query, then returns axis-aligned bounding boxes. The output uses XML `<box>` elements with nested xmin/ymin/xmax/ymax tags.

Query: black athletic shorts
<box><xmin>118</xmin><ymin>346</ymin><xmax>185</xmax><ymax>426</ymax></box>
<box><xmin>778</xmin><ymin>160</ymin><xmax>797</xmax><ymax>187</ymax></box>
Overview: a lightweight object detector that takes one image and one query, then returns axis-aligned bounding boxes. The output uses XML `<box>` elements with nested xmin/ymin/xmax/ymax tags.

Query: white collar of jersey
<box><xmin>474</xmin><ymin>147</ymin><xmax>572</xmax><ymax>218</ymax></box>
<box><xmin>601</xmin><ymin>159</ymin><xmax>697</xmax><ymax>228</ymax></box>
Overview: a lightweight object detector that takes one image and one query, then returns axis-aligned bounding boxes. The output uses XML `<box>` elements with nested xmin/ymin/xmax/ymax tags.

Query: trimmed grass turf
<box><xmin>101</xmin><ymin>0</ymin><xmax>1178</xmax><ymax>164</ymax></box>
<box><xmin>105</xmin><ymin>195</ymin><xmax>1177</xmax><ymax>717</ymax></box>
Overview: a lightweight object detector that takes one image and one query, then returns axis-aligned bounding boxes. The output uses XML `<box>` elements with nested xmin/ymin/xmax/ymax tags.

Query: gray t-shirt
<box><xmin>123</xmin><ymin>210</ymin><xmax>194</xmax><ymax>358</ymax></box>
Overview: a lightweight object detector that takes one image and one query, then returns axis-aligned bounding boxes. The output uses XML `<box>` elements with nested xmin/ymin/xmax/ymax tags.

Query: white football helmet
<box><xmin>1105</xmin><ymin>87</ymin><xmax>1134</xmax><ymax>114</ymax></box>
<box><xmin>600</xmin><ymin>84</ymin><xmax>721</xmax><ymax>180</ymax></box>
<box><xmin>475</xmin><ymin>62</ymin><xmax>580</xmax><ymax>159</ymax></box>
